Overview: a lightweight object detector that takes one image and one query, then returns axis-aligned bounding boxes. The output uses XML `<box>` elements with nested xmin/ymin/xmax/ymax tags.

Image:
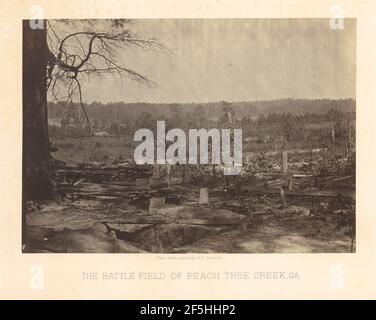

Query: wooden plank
<box><xmin>332</xmin><ymin>175</ymin><xmax>354</xmax><ymax>182</ymax></box>
<box><xmin>98</xmin><ymin>217</ymin><xmax>245</xmax><ymax>226</ymax></box>
<box><xmin>245</xmin><ymin>186</ymin><xmax>355</xmax><ymax>198</ymax></box>
<box><xmin>99</xmin><ymin>218</ymin><xmax>171</xmax><ymax>224</ymax></box>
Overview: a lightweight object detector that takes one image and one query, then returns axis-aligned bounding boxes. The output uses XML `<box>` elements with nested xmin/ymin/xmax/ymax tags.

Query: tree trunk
<box><xmin>23</xmin><ymin>20</ymin><xmax>55</xmax><ymax>249</ymax></box>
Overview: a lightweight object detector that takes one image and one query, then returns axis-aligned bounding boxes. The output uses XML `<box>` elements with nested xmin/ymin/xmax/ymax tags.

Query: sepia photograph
<box><xmin>23</xmin><ymin>18</ymin><xmax>356</xmax><ymax>254</ymax></box>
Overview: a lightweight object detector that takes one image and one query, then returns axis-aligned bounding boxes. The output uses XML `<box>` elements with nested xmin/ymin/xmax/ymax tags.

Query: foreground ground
<box><xmin>25</xmin><ymin>181</ymin><xmax>355</xmax><ymax>253</ymax></box>
<box><xmin>26</xmin><ymin>136</ymin><xmax>355</xmax><ymax>253</ymax></box>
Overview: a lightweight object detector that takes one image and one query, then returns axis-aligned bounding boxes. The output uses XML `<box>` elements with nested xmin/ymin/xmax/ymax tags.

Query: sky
<box><xmin>78</xmin><ymin>19</ymin><xmax>356</xmax><ymax>103</ymax></box>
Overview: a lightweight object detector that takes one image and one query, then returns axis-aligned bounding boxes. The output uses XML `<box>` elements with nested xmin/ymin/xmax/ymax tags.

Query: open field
<box><xmin>51</xmin><ymin>136</ymin><xmax>135</xmax><ymax>166</ymax></box>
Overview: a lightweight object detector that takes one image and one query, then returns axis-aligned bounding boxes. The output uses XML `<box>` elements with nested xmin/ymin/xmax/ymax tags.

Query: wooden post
<box><xmin>348</xmin><ymin>122</ymin><xmax>352</xmax><ymax>153</ymax></box>
<box><xmin>280</xmin><ymin>186</ymin><xmax>287</xmax><ymax>208</ymax></box>
<box><xmin>199</xmin><ymin>188</ymin><xmax>209</xmax><ymax>205</ymax></box>
<box><xmin>166</xmin><ymin>164</ymin><xmax>172</xmax><ymax>186</ymax></box>
<box><xmin>323</xmin><ymin>149</ymin><xmax>329</xmax><ymax>171</ymax></box>
<box><xmin>282</xmin><ymin>150</ymin><xmax>288</xmax><ymax>187</ymax></box>
<box><xmin>332</xmin><ymin>124</ymin><xmax>336</xmax><ymax>155</ymax></box>
<box><xmin>282</xmin><ymin>151</ymin><xmax>288</xmax><ymax>175</ymax></box>
<box><xmin>288</xmin><ymin>172</ymin><xmax>293</xmax><ymax>190</ymax></box>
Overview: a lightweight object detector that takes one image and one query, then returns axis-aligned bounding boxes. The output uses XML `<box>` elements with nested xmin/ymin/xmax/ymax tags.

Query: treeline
<box><xmin>48</xmin><ymin>98</ymin><xmax>355</xmax><ymax>126</ymax></box>
<box><xmin>48</xmin><ymin>99</ymin><xmax>355</xmax><ymax>152</ymax></box>
<box><xmin>243</xmin><ymin>109</ymin><xmax>355</xmax><ymax>148</ymax></box>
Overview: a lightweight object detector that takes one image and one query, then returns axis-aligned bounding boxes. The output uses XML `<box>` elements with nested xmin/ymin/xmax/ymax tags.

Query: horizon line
<box><xmin>47</xmin><ymin>97</ymin><xmax>356</xmax><ymax>105</ymax></box>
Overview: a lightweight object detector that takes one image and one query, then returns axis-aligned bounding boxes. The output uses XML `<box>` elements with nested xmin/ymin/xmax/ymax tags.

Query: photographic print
<box><xmin>22</xmin><ymin>18</ymin><xmax>356</xmax><ymax>254</ymax></box>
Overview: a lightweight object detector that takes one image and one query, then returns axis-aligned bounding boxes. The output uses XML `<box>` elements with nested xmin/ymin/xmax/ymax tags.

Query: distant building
<box><xmin>93</xmin><ymin>131</ymin><xmax>109</xmax><ymax>137</ymax></box>
<box><xmin>245</xmin><ymin>136</ymin><xmax>258</xmax><ymax>143</ymax></box>
<box><xmin>48</xmin><ymin>118</ymin><xmax>62</xmax><ymax>127</ymax></box>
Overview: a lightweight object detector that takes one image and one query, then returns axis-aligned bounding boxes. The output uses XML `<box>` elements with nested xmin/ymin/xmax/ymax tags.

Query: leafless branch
<box><xmin>46</xmin><ymin>19</ymin><xmax>171</xmax><ymax>134</ymax></box>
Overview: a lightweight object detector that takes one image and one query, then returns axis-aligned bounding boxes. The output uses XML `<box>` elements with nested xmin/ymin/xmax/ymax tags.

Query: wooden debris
<box><xmin>98</xmin><ymin>217</ymin><xmax>245</xmax><ymax>226</ymax></box>
<box><xmin>56</xmin><ymin>163</ymin><xmax>153</xmax><ymax>183</ymax></box>
<box><xmin>149</xmin><ymin>197</ymin><xmax>166</xmax><ymax>214</ymax></box>
<box><xmin>245</xmin><ymin>185</ymin><xmax>355</xmax><ymax>199</ymax></box>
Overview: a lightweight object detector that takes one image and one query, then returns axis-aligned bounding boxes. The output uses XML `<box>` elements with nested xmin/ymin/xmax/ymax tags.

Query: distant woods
<box><xmin>48</xmin><ymin>98</ymin><xmax>355</xmax><ymax>151</ymax></box>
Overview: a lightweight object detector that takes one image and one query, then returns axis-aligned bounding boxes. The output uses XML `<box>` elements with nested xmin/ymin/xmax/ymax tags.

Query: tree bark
<box><xmin>23</xmin><ymin>21</ymin><xmax>54</xmax><ymax>199</ymax></box>
<box><xmin>23</xmin><ymin>20</ymin><xmax>54</xmax><ymax>201</ymax></box>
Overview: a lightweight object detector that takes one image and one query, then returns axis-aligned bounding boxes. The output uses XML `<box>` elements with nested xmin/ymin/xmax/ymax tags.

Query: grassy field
<box><xmin>51</xmin><ymin>136</ymin><xmax>135</xmax><ymax>166</ymax></box>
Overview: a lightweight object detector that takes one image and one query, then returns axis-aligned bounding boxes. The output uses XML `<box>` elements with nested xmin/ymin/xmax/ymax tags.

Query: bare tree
<box><xmin>46</xmin><ymin>19</ymin><xmax>168</xmax><ymax>133</ymax></box>
<box><xmin>23</xmin><ymin>19</ymin><xmax>169</xmax><ymax>250</ymax></box>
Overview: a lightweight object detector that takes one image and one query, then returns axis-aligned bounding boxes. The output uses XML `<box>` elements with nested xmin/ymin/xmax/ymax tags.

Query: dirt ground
<box><xmin>173</xmin><ymin>218</ymin><xmax>352</xmax><ymax>253</ymax></box>
<box><xmin>25</xmin><ymin>182</ymin><xmax>355</xmax><ymax>253</ymax></box>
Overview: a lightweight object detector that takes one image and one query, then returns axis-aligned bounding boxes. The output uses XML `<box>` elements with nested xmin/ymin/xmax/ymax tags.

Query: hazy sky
<box><xmin>81</xmin><ymin>19</ymin><xmax>356</xmax><ymax>103</ymax></box>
